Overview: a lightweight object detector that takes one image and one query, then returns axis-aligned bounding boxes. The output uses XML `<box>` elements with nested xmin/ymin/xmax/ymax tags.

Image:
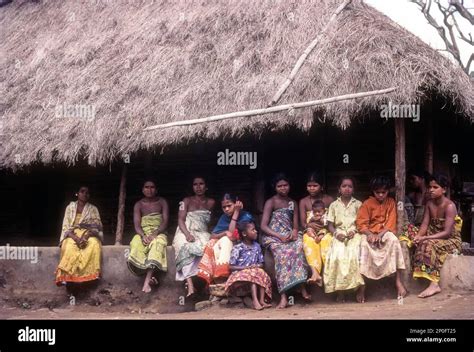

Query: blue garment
<box><xmin>229</xmin><ymin>242</ymin><xmax>264</xmax><ymax>267</ymax></box>
<box><xmin>212</xmin><ymin>210</ymin><xmax>254</xmax><ymax>234</ymax></box>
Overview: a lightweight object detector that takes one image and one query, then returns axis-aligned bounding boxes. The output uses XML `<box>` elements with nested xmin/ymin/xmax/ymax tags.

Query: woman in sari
<box><xmin>55</xmin><ymin>186</ymin><xmax>103</xmax><ymax>287</ymax></box>
<box><xmin>400</xmin><ymin>173</ymin><xmax>462</xmax><ymax>298</ymax></box>
<box><xmin>299</xmin><ymin>171</ymin><xmax>334</xmax><ymax>286</ymax></box>
<box><xmin>323</xmin><ymin>177</ymin><xmax>365</xmax><ymax>302</ymax></box>
<box><xmin>172</xmin><ymin>176</ymin><xmax>215</xmax><ymax>297</ymax></box>
<box><xmin>198</xmin><ymin>193</ymin><xmax>254</xmax><ymax>286</ymax></box>
<box><xmin>261</xmin><ymin>173</ymin><xmax>310</xmax><ymax>309</ymax></box>
<box><xmin>127</xmin><ymin>180</ymin><xmax>169</xmax><ymax>293</ymax></box>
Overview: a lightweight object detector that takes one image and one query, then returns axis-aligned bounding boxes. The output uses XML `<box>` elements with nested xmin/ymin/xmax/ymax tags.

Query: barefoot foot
<box><xmin>418</xmin><ymin>282</ymin><xmax>441</xmax><ymax>298</ymax></box>
<box><xmin>253</xmin><ymin>299</ymin><xmax>264</xmax><ymax>310</ymax></box>
<box><xmin>277</xmin><ymin>295</ymin><xmax>288</xmax><ymax>309</ymax></box>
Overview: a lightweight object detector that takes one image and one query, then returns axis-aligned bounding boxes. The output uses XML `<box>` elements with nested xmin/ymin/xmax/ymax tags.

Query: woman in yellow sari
<box><xmin>127</xmin><ymin>180</ymin><xmax>169</xmax><ymax>293</ymax></box>
<box><xmin>56</xmin><ymin>186</ymin><xmax>103</xmax><ymax>286</ymax></box>
<box><xmin>299</xmin><ymin>172</ymin><xmax>333</xmax><ymax>286</ymax></box>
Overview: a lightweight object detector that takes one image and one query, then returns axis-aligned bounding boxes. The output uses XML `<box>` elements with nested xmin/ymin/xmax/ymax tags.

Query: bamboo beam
<box><xmin>144</xmin><ymin>87</ymin><xmax>397</xmax><ymax>131</ymax></box>
<box><xmin>395</xmin><ymin>119</ymin><xmax>406</xmax><ymax>235</ymax></box>
<box><xmin>115</xmin><ymin>164</ymin><xmax>127</xmax><ymax>245</ymax></box>
<box><xmin>269</xmin><ymin>0</ymin><xmax>353</xmax><ymax>106</ymax></box>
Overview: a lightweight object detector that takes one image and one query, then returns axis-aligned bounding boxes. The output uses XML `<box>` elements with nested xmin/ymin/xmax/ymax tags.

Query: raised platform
<box><xmin>1</xmin><ymin>245</ymin><xmax>473</xmax><ymax>308</ymax></box>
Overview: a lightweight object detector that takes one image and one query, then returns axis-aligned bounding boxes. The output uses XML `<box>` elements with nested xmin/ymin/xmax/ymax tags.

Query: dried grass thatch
<box><xmin>0</xmin><ymin>0</ymin><xmax>472</xmax><ymax>169</ymax></box>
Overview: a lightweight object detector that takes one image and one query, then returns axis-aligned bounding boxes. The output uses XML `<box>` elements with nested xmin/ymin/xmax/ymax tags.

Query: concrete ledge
<box><xmin>1</xmin><ymin>245</ymin><xmax>473</xmax><ymax>307</ymax></box>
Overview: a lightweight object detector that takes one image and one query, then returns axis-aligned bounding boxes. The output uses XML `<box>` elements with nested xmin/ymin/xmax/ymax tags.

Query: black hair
<box><xmin>311</xmin><ymin>199</ymin><xmax>325</xmax><ymax>210</ymax></box>
<box><xmin>339</xmin><ymin>176</ymin><xmax>356</xmax><ymax>188</ymax></box>
<box><xmin>408</xmin><ymin>169</ymin><xmax>431</xmax><ymax>182</ymax></box>
<box><xmin>271</xmin><ymin>172</ymin><xmax>290</xmax><ymax>189</ymax></box>
<box><xmin>142</xmin><ymin>178</ymin><xmax>157</xmax><ymax>187</ymax></box>
<box><xmin>221</xmin><ymin>193</ymin><xmax>237</xmax><ymax>203</ymax></box>
<box><xmin>191</xmin><ymin>175</ymin><xmax>206</xmax><ymax>184</ymax></box>
<box><xmin>370</xmin><ymin>175</ymin><xmax>392</xmax><ymax>191</ymax></box>
<box><xmin>306</xmin><ymin>171</ymin><xmax>323</xmax><ymax>185</ymax></box>
<box><xmin>75</xmin><ymin>185</ymin><xmax>90</xmax><ymax>197</ymax></box>
<box><xmin>428</xmin><ymin>172</ymin><xmax>450</xmax><ymax>189</ymax></box>
<box><xmin>237</xmin><ymin>220</ymin><xmax>255</xmax><ymax>237</ymax></box>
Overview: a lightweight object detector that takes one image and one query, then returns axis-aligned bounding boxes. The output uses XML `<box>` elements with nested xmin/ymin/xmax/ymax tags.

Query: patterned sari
<box><xmin>55</xmin><ymin>202</ymin><xmax>103</xmax><ymax>285</ymax></box>
<box><xmin>127</xmin><ymin>213</ymin><xmax>168</xmax><ymax>275</ymax></box>
<box><xmin>401</xmin><ymin>216</ymin><xmax>462</xmax><ymax>283</ymax></box>
<box><xmin>262</xmin><ymin>208</ymin><xmax>308</xmax><ymax>293</ymax></box>
<box><xmin>198</xmin><ymin>211</ymin><xmax>254</xmax><ymax>285</ymax></box>
<box><xmin>172</xmin><ymin>210</ymin><xmax>211</xmax><ymax>281</ymax></box>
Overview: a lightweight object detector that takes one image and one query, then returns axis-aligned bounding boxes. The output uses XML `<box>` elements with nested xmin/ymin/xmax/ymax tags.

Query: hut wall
<box><xmin>1</xmin><ymin>113</ymin><xmax>473</xmax><ymax>245</ymax></box>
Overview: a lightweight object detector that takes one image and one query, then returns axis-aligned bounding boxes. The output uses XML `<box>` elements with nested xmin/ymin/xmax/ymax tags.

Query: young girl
<box><xmin>198</xmin><ymin>194</ymin><xmax>254</xmax><ymax>286</ymax></box>
<box><xmin>225</xmin><ymin>221</ymin><xmax>272</xmax><ymax>310</ymax></box>
<box><xmin>356</xmin><ymin>176</ymin><xmax>407</xmax><ymax>302</ymax></box>
<box><xmin>323</xmin><ymin>177</ymin><xmax>365</xmax><ymax>302</ymax></box>
<box><xmin>402</xmin><ymin>173</ymin><xmax>462</xmax><ymax>298</ymax></box>
<box><xmin>300</xmin><ymin>171</ymin><xmax>333</xmax><ymax>287</ymax></box>
<box><xmin>261</xmin><ymin>173</ymin><xmax>310</xmax><ymax>308</ymax></box>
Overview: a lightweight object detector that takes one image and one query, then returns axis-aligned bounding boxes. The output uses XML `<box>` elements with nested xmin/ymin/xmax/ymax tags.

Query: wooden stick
<box><xmin>144</xmin><ymin>86</ymin><xmax>397</xmax><ymax>131</ymax></box>
<box><xmin>268</xmin><ymin>0</ymin><xmax>352</xmax><ymax>106</ymax></box>
<box><xmin>395</xmin><ymin>119</ymin><xmax>406</xmax><ymax>235</ymax></box>
<box><xmin>115</xmin><ymin>164</ymin><xmax>127</xmax><ymax>245</ymax></box>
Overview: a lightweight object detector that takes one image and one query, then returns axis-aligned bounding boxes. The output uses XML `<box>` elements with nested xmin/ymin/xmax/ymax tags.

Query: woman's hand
<box><xmin>310</xmin><ymin>222</ymin><xmax>324</xmax><ymax>232</ymax></box>
<box><xmin>315</xmin><ymin>234</ymin><xmax>324</xmax><ymax>243</ymax></box>
<box><xmin>347</xmin><ymin>230</ymin><xmax>355</xmax><ymax>239</ymax></box>
<box><xmin>225</xmin><ymin>230</ymin><xmax>234</xmax><ymax>240</ymax></box>
<box><xmin>290</xmin><ymin>229</ymin><xmax>299</xmax><ymax>241</ymax></box>
<box><xmin>335</xmin><ymin>232</ymin><xmax>346</xmax><ymax>242</ymax></box>
<box><xmin>413</xmin><ymin>235</ymin><xmax>426</xmax><ymax>245</ymax></box>
<box><xmin>185</xmin><ymin>233</ymin><xmax>196</xmax><ymax>243</ymax></box>
<box><xmin>234</xmin><ymin>201</ymin><xmax>244</xmax><ymax>213</ymax></box>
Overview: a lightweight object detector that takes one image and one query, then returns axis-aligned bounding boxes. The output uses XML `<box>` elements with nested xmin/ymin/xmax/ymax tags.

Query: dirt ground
<box><xmin>1</xmin><ymin>290</ymin><xmax>473</xmax><ymax>320</ymax></box>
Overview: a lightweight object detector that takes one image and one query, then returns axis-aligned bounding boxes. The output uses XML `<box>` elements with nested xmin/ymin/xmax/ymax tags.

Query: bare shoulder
<box><xmin>158</xmin><ymin>196</ymin><xmax>168</xmax><ymax>206</ymax></box>
<box><xmin>323</xmin><ymin>194</ymin><xmax>334</xmax><ymax>204</ymax></box>
<box><xmin>445</xmin><ymin>199</ymin><xmax>456</xmax><ymax>210</ymax></box>
<box><xmin>299</xmin><ymin>196</ymin><xmax>310</xmax><ymax>209</ymax></box>
<box><xmin>182</xmin><ymin>196</ymin><xmax>192</xmax><ymax>204</ymax></box>
<box><xmin>264</xmin><ymin>197</ymin><xmax>275</xmax><ymax>208</ymax></box>
<box><xmin>207</xmin><ymin>197</ymin><xmax>216</xmax><ymax>209</ymax></box>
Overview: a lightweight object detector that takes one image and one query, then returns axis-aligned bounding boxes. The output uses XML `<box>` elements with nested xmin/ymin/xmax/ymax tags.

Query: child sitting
<box><xmin>356</xmin><ymin>175</ymin><xmax>407</xmax><ymax>301</ymax></box>
<box><xmin>224</xmin><ymin>221</ymin><xmax>272</xmax><ymax>310</ymax></box>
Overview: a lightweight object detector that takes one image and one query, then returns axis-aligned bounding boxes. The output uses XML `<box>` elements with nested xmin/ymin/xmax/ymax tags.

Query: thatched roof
<box><xmin>0</xmin><ymin>0</ymin><xmax>472</xmax><ymax>169</ymax></box>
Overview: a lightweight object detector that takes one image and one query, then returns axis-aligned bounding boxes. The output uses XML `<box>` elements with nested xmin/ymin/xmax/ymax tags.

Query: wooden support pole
<box><xmin>425</xmin><ymin>118</ymin><xmax>434</xmax><ymax>174</ymax></box>
<box><xmin>395</xmin><ymin>119</ymin><xmax>406</xmax><ymax>235</ymax></box>
<box><xmin>115</xmin><ymin>164</ymin><xmax>127</xmax><ymax>245</ymax></box>
<box><xmin>144</xmin><ymin>87</ymin><xmax>397</xmax><ymax>131</ymax></box>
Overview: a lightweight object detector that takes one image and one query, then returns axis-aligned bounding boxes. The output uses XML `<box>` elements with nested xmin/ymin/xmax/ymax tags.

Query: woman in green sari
<box><xmin>127</xmin><ymin>180</ymin><xmax>169</xmax><ymax>293</ymax></box>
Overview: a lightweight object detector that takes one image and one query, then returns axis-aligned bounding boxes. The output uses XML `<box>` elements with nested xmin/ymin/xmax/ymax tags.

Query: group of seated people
<box><xmin>54</xmin><ymin>171</ymin><xmax>462</xmax><ymax>310</ymax></box>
